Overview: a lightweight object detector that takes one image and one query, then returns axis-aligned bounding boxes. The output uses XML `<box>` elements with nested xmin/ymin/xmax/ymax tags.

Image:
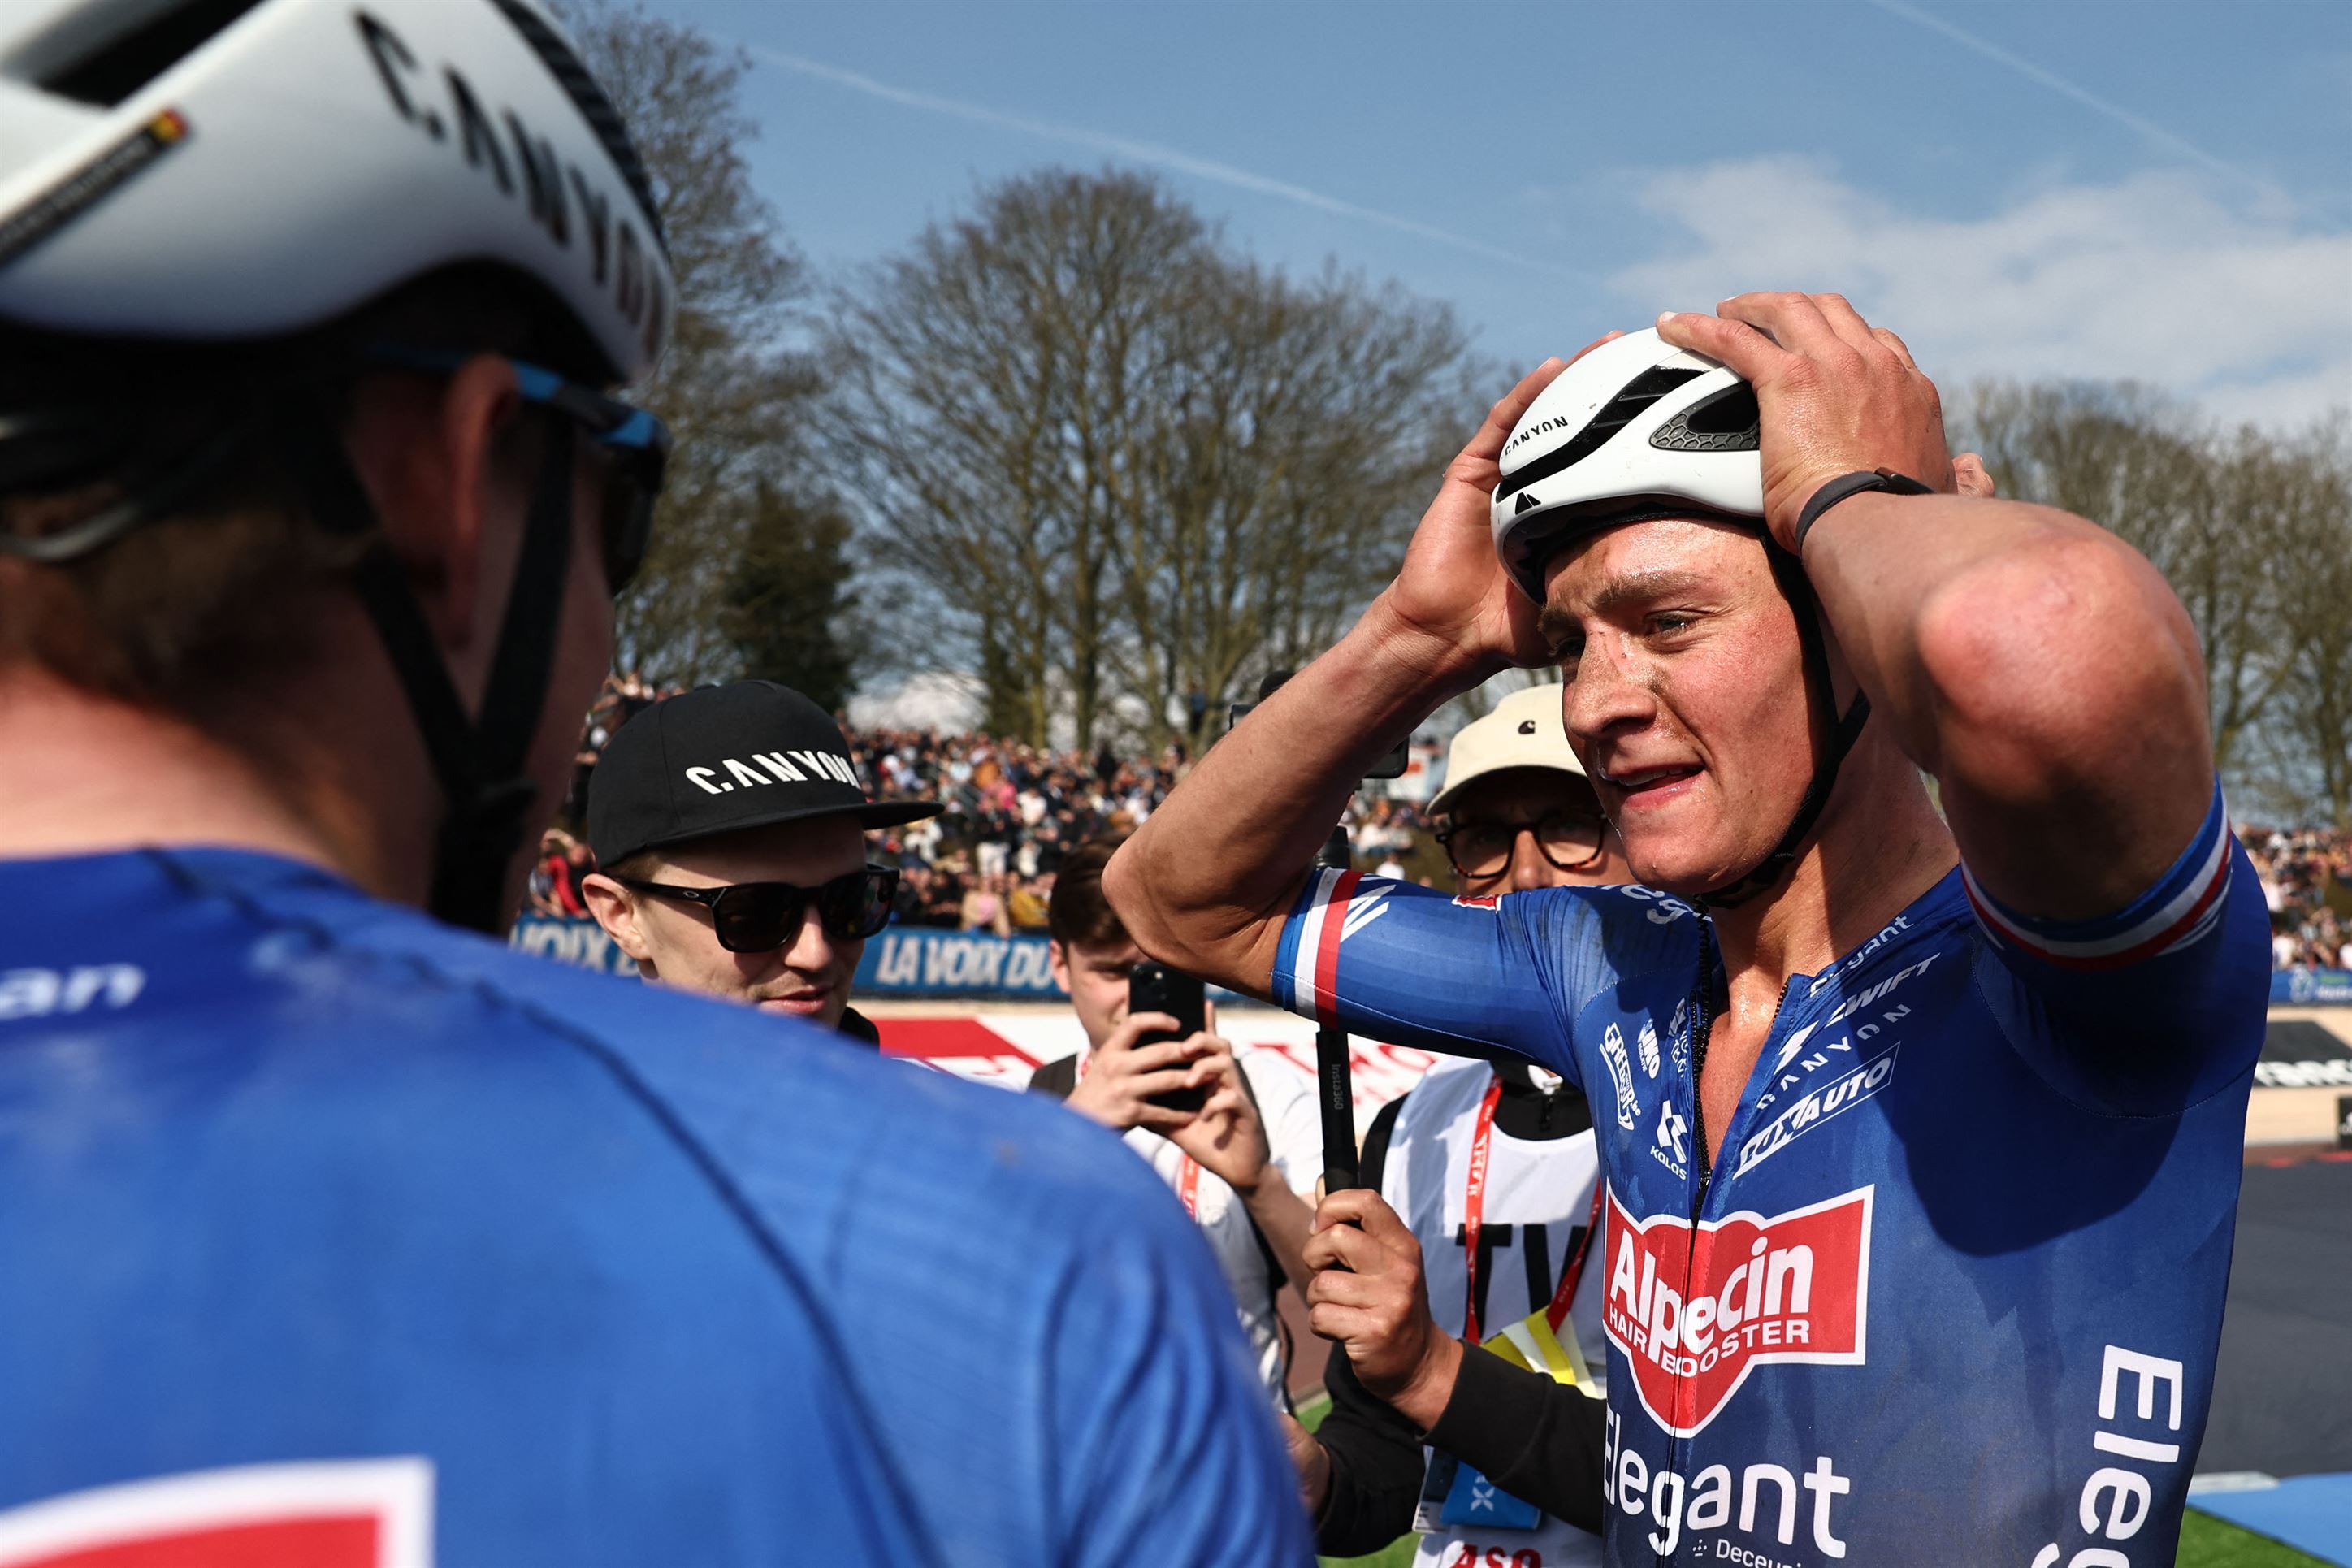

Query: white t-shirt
<box><xmin>1381</xmin><ymin>1055</ymin><xmax>1608</xmax><ymax>1568</ymax></box>
<box><xmin>1083</xmin><ymin>1044</ymin><xmax>1322</xmax><ymax>1408</ymax></box>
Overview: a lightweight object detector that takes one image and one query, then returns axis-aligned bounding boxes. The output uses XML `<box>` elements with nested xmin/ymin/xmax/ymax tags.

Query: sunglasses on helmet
<box><xmin>365</xmin><ymin>344</ymin><xmax>671</xmax><ymax>594</ymax></box>
<box><xmin>621</xmin><ymin>865</ymin><xmax>899</xmax><ymax>953</ymax></box>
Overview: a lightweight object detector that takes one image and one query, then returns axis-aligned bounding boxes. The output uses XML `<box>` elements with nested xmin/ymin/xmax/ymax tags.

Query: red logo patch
<box><xmin>0</xmin><ymin>1460</ymin><xmax>431</xmax><ymax>1568</ymax></box>
<box><xmin>1451</xmin><ymin>894</ymin><xmax>1501</xmax><ymax>909</ymax></box>
<box><xmin>1601</xmin><ymin>1185</ymin><xmax>1873</xmax><ymax>1436</ymax></box>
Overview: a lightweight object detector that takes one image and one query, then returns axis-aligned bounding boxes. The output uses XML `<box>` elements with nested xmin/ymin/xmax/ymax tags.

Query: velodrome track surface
<box><xmin>2201</xmin><ymin>1153</ymin><xmax>2352</xmax><ymax>1480</ymax></box>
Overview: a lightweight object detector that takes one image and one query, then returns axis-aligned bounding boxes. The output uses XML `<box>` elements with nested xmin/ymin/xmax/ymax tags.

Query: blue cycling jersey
<box><xmin>1274</xmin><ymin>788</ymin><xmax>2266</xmax><ymax>1567</ymax></box>
<box><xmin>0</xmin><ymin>847</ymin><xmax>1309</xmax><ymax>1566</ymax></box>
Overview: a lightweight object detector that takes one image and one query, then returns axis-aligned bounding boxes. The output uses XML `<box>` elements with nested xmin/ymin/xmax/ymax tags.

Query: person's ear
<box><xmin>362</xmin><ymin>353</ymin><xmax>526</xmax><ymax>656</ymax></box>
<box><xmin>583</xmin><ymin>873</ymin><xmax>654</xmax><ymax>964</ymax></box>
<box><xmin>1048</xmin><ymin>938</ymin><xmax>1071</xmax><ymax>993</ymax></box>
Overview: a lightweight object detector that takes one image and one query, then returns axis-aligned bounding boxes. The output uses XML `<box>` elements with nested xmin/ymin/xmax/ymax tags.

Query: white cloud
<box><xmin>1609</xmin><ymin>156</ymin><xmax>2352</xmax><ymax>428</ymax></box>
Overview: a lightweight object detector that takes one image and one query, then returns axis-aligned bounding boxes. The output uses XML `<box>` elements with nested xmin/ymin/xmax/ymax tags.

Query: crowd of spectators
<box><xmin>526</xmin><ymin>674</ymin><xmax>1436</xmax><ymax>925</ymax></box>
<box><xmin>531</xmin><ymin>678</ymin><xmax>2348</xmax><ymax>975</ymax></box>
<box><xmin>848</xmin><ymin>728</ymin><xmax>1432</xmax><ymax>930</ymax></box>
<box><xmin>2246</xmin><ymin>825</ymin><xmax>2352</xmax><ymax>971</ymax></box>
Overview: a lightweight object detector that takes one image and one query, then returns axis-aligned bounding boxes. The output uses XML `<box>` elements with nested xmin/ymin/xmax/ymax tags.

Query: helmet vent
<box><xmin>1650</xmin><ymin>384</ymin><xmax>1760</xmax><ymax>452</ymax></box>
<box><xmin>30</xmin><ymin>0</ymin><xmax>266</xmax><ymax>107</ymax></box>
<box><xmin>1493</xmin><ymin>366</ymin><xmax>1700</xmax><ymax>503</ymax></box>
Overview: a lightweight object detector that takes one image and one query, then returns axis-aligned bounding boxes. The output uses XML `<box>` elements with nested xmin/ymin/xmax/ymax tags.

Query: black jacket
<box><xmin>1310</xmin><ymin>1055</ymin><xmax>1609</xmax><ymax>1557</ymax></box>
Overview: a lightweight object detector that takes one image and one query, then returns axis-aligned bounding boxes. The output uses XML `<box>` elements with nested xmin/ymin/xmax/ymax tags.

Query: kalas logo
<box><xmin>1602</xmin><ymin>1185</ymin><xmax>1873</xmax><ymax>1437</ymax></box>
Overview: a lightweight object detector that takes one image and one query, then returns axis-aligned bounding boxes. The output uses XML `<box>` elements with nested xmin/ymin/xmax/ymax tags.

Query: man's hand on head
<box><xmin>1062</xmin><ymin>1013</ymin><xmax>1216</xmax><ymax>1134</ymax></box>
<box><xmin>1656</xmin><ymin>293</ymin><xmax>1990</xmax><ymax>548</ymax></box>
<box><xmin>1377</xmin><ymin>332</ymin><xmax>1626</xmax><ymax>678</ymax></box>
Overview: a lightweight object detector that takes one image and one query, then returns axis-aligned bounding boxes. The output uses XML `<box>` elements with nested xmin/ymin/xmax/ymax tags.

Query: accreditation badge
<box><xmin>1481</xmin><ymin>1305</ymin><xmax>1600</xmax><ymax>1392</ymax></box>
<box><xmin>1414</xmin><ymin>1309</ymin><xmax>1600</xmax><ymax>1536</ymax></box>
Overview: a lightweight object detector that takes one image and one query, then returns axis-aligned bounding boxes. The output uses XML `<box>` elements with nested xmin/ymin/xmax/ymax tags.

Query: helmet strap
<box><xmin>278</xmin><ymin>402</ymin><xmax>576</xmax><ymax>933</ymax></box>
<box><xmin>1697</xmin><ymin>544</ymin><xmax>1870</xmax><ymax>911</ymax></box>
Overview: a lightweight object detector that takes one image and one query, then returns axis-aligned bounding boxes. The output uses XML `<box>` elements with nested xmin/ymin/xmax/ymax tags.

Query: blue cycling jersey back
<box><xmin>0</xmin><ymin>847</ymin><xmax>1309</xmax><ymax>1567</ymax></box>
<box><xmin>1274</xmin><ymin>787</ymin><xmax>2267</xmax><ymax>1567</ymax></box>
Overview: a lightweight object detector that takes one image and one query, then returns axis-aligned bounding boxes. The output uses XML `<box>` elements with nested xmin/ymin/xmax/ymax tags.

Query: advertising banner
<box><xmin>875</xmin><ymin>1011</ymin><xmax>1444</xmax><ymax>1133</ymax></box>
<box><xmin>853</xmin><ymin>927</ymin><xmax>1066</xmax><ymax>999</ymax></box>
<box><xmin>2272</xmin><ymin>967</ymin><xmax>2352</xmax><ymax>1007</ymax></box>
<box><xmin>509</xmin><ymin>915</ymin><xmax>638</xmax><ymax>977</ymax></box>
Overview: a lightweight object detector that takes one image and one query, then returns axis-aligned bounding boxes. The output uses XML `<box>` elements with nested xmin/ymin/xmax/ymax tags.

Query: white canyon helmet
<box><xmin>1489</xmin><ymin>327</ymin><xmax>1762</xmax><ymax>605</ymax></box>
<box><xmin>0</xmin><ymin>0</ymin><xmax>674</xmax><ymax>934</ymax></box>
<box><xmin>0</xmin><ymin>0</ymin><xmax>671</xmax><ymax>380</ymax></box>
<box><xmin>1487</xmin><ymin>328</ymin><xmax>1868</xmax><ymax>910</ymax></box>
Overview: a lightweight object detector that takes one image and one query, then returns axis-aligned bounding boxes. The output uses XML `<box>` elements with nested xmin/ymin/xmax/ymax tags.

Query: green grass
<box><xmin>2178</xmin><ymin>1509</ymin><xmax>2335</xmax><ymax>1568</ymax></box>
<box><xmin>1298</xmin><ymin>1393</ymin><xmax>2334</xmax><ymax>1568</ymax></box>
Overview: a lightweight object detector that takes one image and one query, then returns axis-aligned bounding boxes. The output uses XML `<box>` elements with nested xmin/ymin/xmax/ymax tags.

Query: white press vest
<box><xmin>1383</xmin><ymin>1057</ymin><xmax>1607</xmax><ymax>1568</ymax></box>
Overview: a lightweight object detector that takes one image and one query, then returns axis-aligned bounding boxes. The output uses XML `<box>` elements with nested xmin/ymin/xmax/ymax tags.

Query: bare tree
<box><xmin>821</xmin><ymin>171</ymin><xmax>1206</xmax><ymax>747</ymax></box>
<box><xmin>1960</xmin><ymin>382</ymin><xmax>2352</xmax><ymax>825</ymax></box>
<box><xmin>823</xmin><ymin>168</ymin><xmax>1479</xmax><ymax>751</ymax></box>
<box><xmin>559</xmin><ymin>2</ymin><xmax>830</xmax><ymax>683</ymax></box>
<box><xmin>2259</xmin><ymin>422</ymin><xmax>2352</xmax><ymax>825</ymax></box>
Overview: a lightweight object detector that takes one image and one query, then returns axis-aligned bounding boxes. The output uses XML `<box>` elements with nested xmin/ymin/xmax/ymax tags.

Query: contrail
<box><xmin>747</xmin><ymin>46</ymin><xmax>1584</xmax><ymax>279</ymax></box>
<box><xmin>1860</xmin><ymin>0</ymin><xmax>2281</xmax><ymax>201</ymax></box>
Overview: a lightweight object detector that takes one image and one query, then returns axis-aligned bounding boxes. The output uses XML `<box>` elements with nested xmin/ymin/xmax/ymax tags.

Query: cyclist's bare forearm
<box><xmin>1107</xmin><ymin>596</ymin><xmax>1492</xmax><ymax>996</ymax></box>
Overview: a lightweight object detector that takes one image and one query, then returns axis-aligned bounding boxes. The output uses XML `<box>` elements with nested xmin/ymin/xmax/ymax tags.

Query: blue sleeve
<box><xmin>1964</xmin><ymin>785</ymin><xmax>2270</xmax><ymax>1114</ymax></box>
<box><xmin>1048</xmin><ymin>1155</ymin><xmax>1315</xmax><ymax>1566</ymax></box>
<box><xmin>1267</xmin><ymin>870</ymin><xmax>1702</xmax><ymax>1085</ymax></box>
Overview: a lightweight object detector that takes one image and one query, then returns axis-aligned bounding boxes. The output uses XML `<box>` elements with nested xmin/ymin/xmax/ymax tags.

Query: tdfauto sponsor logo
<box><xmin>1603</xmin><ymin>1185</ymin><xmax>1873</xmax><ymax>1437</ymax></box>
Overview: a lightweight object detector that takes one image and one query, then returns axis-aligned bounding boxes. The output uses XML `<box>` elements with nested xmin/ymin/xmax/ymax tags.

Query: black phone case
<box><xmin>1128</xmin><ymin>962</ymin><xmax>1208</xmax><ymax>1113</ymax></box>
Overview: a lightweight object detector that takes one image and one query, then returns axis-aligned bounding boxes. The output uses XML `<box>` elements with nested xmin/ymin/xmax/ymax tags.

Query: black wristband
<box><xmin>1793</xmin><ymin>468</ymin><xmax>1934</xmax><ymax>552</ymax></box>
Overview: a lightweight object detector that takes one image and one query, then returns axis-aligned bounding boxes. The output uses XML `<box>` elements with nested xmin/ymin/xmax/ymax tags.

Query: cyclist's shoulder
<box><xmin>1497</xmin><ymin>881</ymin><xmax>1709</xmax><ymax>995</ymax></box>
<box><xmin>32</xmin><ymin>847</ymin><xmax>1145</xmax><ymax>1223</ymax></box>
<box><xmin>292</xmin><ymin>878</ymin><xmax>1161</xmax><ymax>1241</ymax></box>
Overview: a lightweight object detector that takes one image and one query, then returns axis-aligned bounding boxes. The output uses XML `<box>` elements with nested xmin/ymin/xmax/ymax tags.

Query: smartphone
<box><xmin>1128</xmin><ymin>960</ymin><xmax>1208</xmax><ymax>1114</ymax></box>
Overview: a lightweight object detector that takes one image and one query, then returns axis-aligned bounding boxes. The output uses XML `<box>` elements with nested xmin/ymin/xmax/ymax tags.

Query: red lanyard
<box><xmin>1461</xmin><ymin>1072</ymin><xmax>1607</xmax><ymax>1345</ymax></box>
<box><xmin>1081</xmin><ymin>1048</ymin><xmax>1202</xmax><ymax>1218</ymax></box>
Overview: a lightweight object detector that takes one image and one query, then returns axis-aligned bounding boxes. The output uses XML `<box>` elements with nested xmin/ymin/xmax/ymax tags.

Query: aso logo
<box><xmin>1602</xmin><ymin>1186</ymin><xmax>1873</xmax><ymax>1436</ymax></box>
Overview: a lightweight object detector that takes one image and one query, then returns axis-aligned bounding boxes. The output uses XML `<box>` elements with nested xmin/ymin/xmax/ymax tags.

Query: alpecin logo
<box><xmin>1602</xmin><ymin>1185</ymin><xmax>1873</xmax><ymax>1437</ymax></box>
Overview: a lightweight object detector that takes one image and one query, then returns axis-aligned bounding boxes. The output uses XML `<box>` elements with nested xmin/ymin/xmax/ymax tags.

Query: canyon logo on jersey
<box><xmin>1602</xmin><ymin>1186</ymin><xmax>1873</xmax><ymax>1436</ymax></box>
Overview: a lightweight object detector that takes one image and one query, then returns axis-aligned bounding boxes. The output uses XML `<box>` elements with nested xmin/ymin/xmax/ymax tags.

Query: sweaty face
<box><xmin>1539</xmin><ymin>518</ymin><xmax>1817</xmax><ymax>899</ymax></box>
<box><xmin>599</xmin><ymin>816</ymin><xmax>869</xmax><ymax>1026</ymax></box>
<box><xmin>1049</xmin><ymin>938</ymin><xmax>1144</xmax><ymax>1054</ymax></box>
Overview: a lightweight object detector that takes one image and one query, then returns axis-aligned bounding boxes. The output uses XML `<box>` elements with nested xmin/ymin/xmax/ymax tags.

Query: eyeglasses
<box><xmin>364</xmin><ymin>344</ymin><xmax>671</xmax><ymax>594</ymax></box>
<box><xmin>622</xmin><ymin>865</ymin><xmax>899</xmax><ymax>952</ymax></box>
<box><xmin>1434</xmin><ymin>812</ymin><xmax>1608</xmax><ymax>882</ymax></box>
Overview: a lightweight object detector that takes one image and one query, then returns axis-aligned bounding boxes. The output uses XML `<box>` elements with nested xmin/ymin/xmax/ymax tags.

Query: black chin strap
<box><xmin>1697</xmin><ymin>543</ymin><xmax>1870</xmax><ymax>911</ymax></box>
<box><xmin>279</xmin><ymin>405</ymin><xmax>576</xmax><ymax>933</ymax></box>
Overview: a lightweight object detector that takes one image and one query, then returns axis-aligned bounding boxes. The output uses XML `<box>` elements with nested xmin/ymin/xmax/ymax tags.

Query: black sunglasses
<box><xmin>1435</xmin><ymin>810</ymin><xmax>1609</xmax><ymax>881</ymax></box>
<box><xmin>365</xmin><ymin>344</ymin><xmax>671</xmax><ymax>593</ymax></box>
<box><xmin>622</xmin><ymin>865</ymin><xmax>899</xmax><ymax>952</ymax></box>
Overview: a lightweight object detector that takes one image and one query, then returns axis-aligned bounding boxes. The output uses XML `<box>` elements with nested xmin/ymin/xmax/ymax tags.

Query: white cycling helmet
<box><xmin>0</xmin><ymin>0</ymin><xmax>674</xmax><ymax>937</ymax></box>
<box><xmin>0</xmin><ymin>0</ymin><xmax>670</xmax><ymax>382</ymax></box>
<box><xmin>1489</xmin><ymin>328</ymin><xmax>1760</xmax><ymax>604</ymax></box>
<box><xmin>1490</xmin><ymin>328</ymin><xmax>1872</xmax><ymax>912</ymax></box>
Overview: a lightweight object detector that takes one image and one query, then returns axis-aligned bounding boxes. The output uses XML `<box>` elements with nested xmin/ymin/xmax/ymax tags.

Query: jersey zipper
<box><xmin>1648</xmin><ymin>924</ymin><xmax>1721</xmax><ymax>1566</ymax></box>
<box><xmin>1687</xmin><ymin>922</ymin><xmax>1719</xmax><ymax>1221</ymax></box>
<box><xmin>1653</xmin><ymin>931</ymin><xmax>1795</xmax><ymax>1566</ymax></box>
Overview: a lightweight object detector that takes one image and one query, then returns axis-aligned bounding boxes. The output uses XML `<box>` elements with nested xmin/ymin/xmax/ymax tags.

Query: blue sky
<box><xmin>640</xmin><ymin>0</ymin><xmax>2352</xmax><ymax>426</ymax></box>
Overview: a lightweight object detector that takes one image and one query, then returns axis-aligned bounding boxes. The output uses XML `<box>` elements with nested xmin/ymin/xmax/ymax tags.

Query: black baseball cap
<box><xmin>587</xmin><ymin>681</ymin><xmax>939</xmax><ymax>868</ymax></box>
